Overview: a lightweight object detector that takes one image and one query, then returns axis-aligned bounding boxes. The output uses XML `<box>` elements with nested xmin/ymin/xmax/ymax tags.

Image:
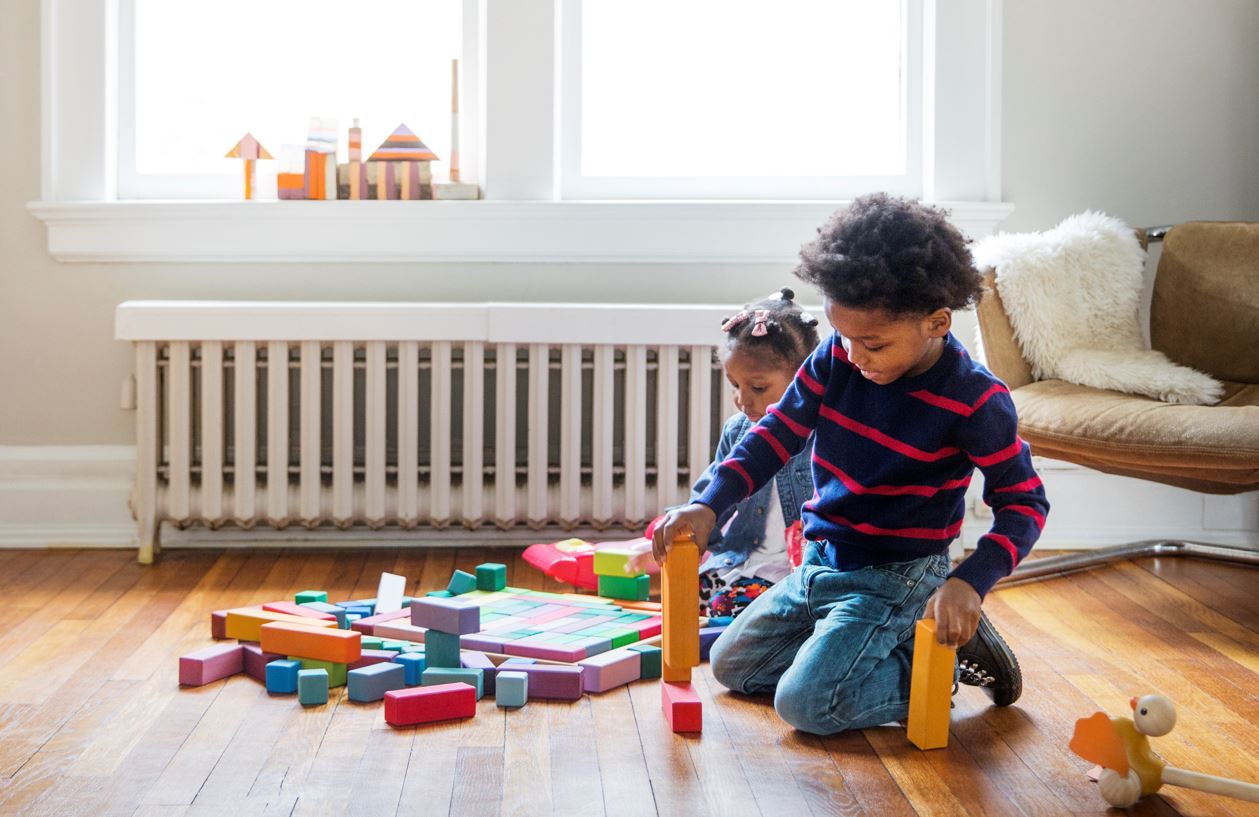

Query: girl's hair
<box><xmin>721</xmin><ymin>288</ymin><xmax>821</xmax><ymax>369</ymax></box>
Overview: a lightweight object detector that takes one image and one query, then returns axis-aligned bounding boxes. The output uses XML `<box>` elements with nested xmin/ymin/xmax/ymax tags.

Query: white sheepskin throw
<box><xmin>973</xmin><ymin>211</ymin><xmax>1223</xmax><ymax>405</ymax></box>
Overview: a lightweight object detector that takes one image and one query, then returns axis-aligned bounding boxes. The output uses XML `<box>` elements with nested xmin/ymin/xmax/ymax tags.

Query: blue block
<box><xmin>339</xmin><ymin>605</ymin><xmax>373</xmax><ymax>620</ymax></box>
<box><xmin>265</xmin><ymin>658</ymin><xmax>302</xmax><ymax>694</ymax></box>
<box><xmin>421</xmin><ymin>667</ymin><xmax>484</xmax><ymax>700</ymax></box>
<box><xmin>447</xmin><ymin>570</ymin><xmax>478</xmax><ymax>595</ymax></box>
<box><xmin>499</xmin><ymin>657</ymin><xmax>536</xmax><ymax>666</ymax></box>
<box><xmin>297</xmin><ymin>669</ymin><xmax>329</xmax><ymax>705</ymax></box>
<box><xmin>424</xmin><ymin>630</ymin><xmax>462</xmax><ymax>668</ymax></box>
<box><xmin>300</xmin><ymin>601</ymin><xmax>348</xmax><ymax>628</ymax></box>
<box><xmin>699</xmin><ymin>625</ymin><xmax>727</xmax><ymax>662</ymax></box>
<box><xmin>394</xmin><ymin>651</ymin><xmax>427</xmax><ymax>685</ymax></box>
<box><xmin>496</xmin><ymin>670</ymin><xmax>528</xmax><ymax>708</ymax></box>
<box><xmin>347</xmin><ymin>661</ymin><xmax>406</xmax><ymax>702</ymax></box>
<box><xmin>344</xmin><ymin>613</ymin><xmax>363</xmax><ymax>626</ymax></box>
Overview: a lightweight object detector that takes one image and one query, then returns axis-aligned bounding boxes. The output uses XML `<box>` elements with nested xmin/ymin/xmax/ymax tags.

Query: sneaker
<box><xmin>955</xmin><ymin>612</ymin><xmax>1022</xmax><ymax>707</ymax></box>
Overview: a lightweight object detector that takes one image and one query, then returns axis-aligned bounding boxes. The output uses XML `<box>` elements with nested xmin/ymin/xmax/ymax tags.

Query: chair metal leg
<box><xmin>996</xmin><ymin>540</ymin><xmax>1259</xmax><ymax>588</ymax></box>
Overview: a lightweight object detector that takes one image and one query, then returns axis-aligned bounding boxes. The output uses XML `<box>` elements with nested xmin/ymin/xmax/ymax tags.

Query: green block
<box><xmin>475</xmin><ymin>563</ymin><xmax>507</xmax><ymax>591</ymax></box>
<box><xmin>295</xmin><ymin>590</ymin><xmax>327</xmax><ymax>605</ymax></box>
<box><xmin>421</xmin><ymin>667</ymin><xmax>484</xmax><ymax>700</ymax></box>
<box><xmin>291</xmin><ymin>656</ymin><xmax>347</xmax><ymax>688</ymax></box>
<box><xmin>427</xmin><ymin>590</ymin><xmax>454</xmax><ymax>598</ymax></box>
<box><xmin>628</xmin><ymin>644</ymin><xmax>661</xmax><ymax>679</ymax></box>
<box><xmin>297</xmin><ymin>669</ymin><xmax>329</xmax><ymax>705</ymax></box>
<box><xmin>613</xmin><ymin>612</ymin><xmax>651</xmax><ymax>623</ymax></box>
<box><xmin>425</xmin><ymin>630</ymin><xmax>462</xmax><ymax>668</ymax></box>
<box><xmin>361</xmin><ymin>637</ymin><xmax>384</xmax><ymax>651</ymax></box>
<box><xmin>597</xmin><ymin>574</ymin><xmax>649</xmax><ymax>602</ymax></box>
<box><xmin>610</xmin><ymin>631</ymin><xmax>640</xmax><ymax>649</ymax></box>
<box><xmin>447</xmin><ymin>570</ymin><xmax>478</xmax><ymax>595</ymax></box>
<box><xmin>502</xmin><ymin>586</ymin><xmax>529</xmax><ymax>594</ymax></box>
<box><xmin>380</xmin><ymin>640</ymin><xmax>408</xmax><ymax>653</ymax></box>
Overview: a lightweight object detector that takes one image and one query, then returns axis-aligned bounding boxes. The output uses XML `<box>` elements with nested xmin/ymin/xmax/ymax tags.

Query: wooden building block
<box><xmin>211</xmin><ymin>609</ymin><xmax>229</xmax><ymax>639</ymax></box>
<box><xmin>907</xmin><ymin>619</ymin><xmax>955</xmax><ymax>750</ymax></box>
<box><xmin>380</xmin><ymin>640</ymin><xmax>409</xmax><ymax>653</ymax></box>
<box><xmin>447</xmin><ymin>570</ymin><xmax>478</xmax><ymax>595</ymax></box>
<box><xmin>628</xmin><ymin>643</ymin><xmax>662</xmax><ymax>679</ymax></box>
<box><xmin>349</xmin><ymin>649</ymin><xmax>397</xmax><ymax>670</ymax></box>
<box><xmin>297</xmin><ymin>669</ymin><xmax>329</xmax><ymax>706</ymax></box>
<box><xmin>460</xmin><ymin>634</ymin><xmax>510</xmax><ymax>653</ymax></box>
<box><xmin>593</xmin><ymin>543</ymin><xmax>646</xmax><ymax>578</ymax></box>
<box><xmin>300</xmin><ymin>601</ymin><xmax>348</xmax><ymax>628</ymax></box>
<box><xmin>372</xmin><ymin>621</ymin><xmax>429</xmax><ymax>642</ymax></box>
<box><xmin>292</xmin><ymin>657</ymin><xmax>347</xmax><ymax>688</ymax></box>
<box><xmin>376</xmin><ymin>572</ymin><xmax>407</xmax><ymax>614</ymax></box>
<box><xmin>501</xmin><ymin>641</ymin><xmax>588</xmax><ymax>663</ymax></box>
<box><xmin>422</xmin><ymin>667</ymin><xmax>485</xmax><ymax>700</ymax></box>
<box><xmin>662</xmin><ymin>538</ymin><xmax>700</xmax><ymax>673</ymax></box>
<box><xmin>427</xmin><ymin>590</ymin><xmax>454</xmax><ymax>598</ymax></box>
<box><xmin>499</xmin><ymin>657</ymin><xmax>536</xmax><ymax>666</ymax></box>
<box><xmin>265</xmin><ymin>658</ymin><xmax>302</xmax><ymax>694</ymax></box>
<box><xmin>461</xmin><ymin>651</ymin><xmax>497</xmax><ymax>695</ymax></box>
<box><xmin>179</xmin><ymin>643</ymin><xmax>244</xmax><ymax>686</ymax></box>
<box><xmin>242</xmin><ymin>644</ymin><xmax>287</xmax><ymax>682</ymax></box>
<box><xmin>224</xmin><ymin>608</ymin><xmax>336</xmax><ymax>642</ymax></box>
<box><xmin>597</xmin><ymin>574</ymin><xmax>650</xmax><ymax>601</ymax></box>
<box><xmin>578</xmin><ymin>649</ymin><xmax>642</xmax><ymax>693</ymax></box>
<box><xmin>347</xmin><ymin>662</ymin><xmax>407</xmax><ymax>702</ymax></box>
<box><xmin>662</xmin><ymin>662</ymin><xmax>692</xmax><ymax>683</ymax></box>
<box><xmin>495</xmin><ymin>664</ymin><xmax>583</xmax><ymax>700</ymax></box>
<box><xmin>384</xmin><ymin>683</ymin><xmax>476</xmax><ymax>727</ymax></box>
<box><xmin>495</xmin><ymin>671</ymin><xmax>528</xmax><ymax>708</ymax></box>
<box><xmin>661</xmin><ymin>681</ymin><xmax>703</xmax><ymax>732</ymax></box>
<box><xmin>476</xmin><ymin>563</ymin><xmax>507</xmax><ymax>591</ymax></box>
<box><xmin>699</xmin><ymin>625</ymin><xmax>727</xmax><ymax>661</ymax></box>
<box><xmin>260</xmin><ymin>621</ymin><xmax>362</xmax><ymax>664</ymax></box>
<box><xmin>394</xmin><ymin>651</ymin><xmax>427</xmax><ymax>685</ymax></box>
<box><xmin>410</xmin><ymin>597</ymin><xmax>480</xmax><ymax>635</ymax></box>
<box><xmin>425</xmin><ymin>630</ymin><xmax>462</xmax><ymax>668</ymax></box>
<box><xmin>262</xmin><ymin>601</ymin><xmax>337</xmax><ymax>622</ymax></box>
<box><xmin>295</xmin><ymin>590</ymin><xmax>327</xmax><ymax>604</ymax></box>
<box><xmin>350</xmin><ymin>608</ymin><xmax>411</xmax><ymax>636</ymax></box>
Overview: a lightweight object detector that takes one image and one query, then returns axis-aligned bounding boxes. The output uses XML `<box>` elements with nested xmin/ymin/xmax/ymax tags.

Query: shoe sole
<box><xmin>974</xmin><ymin>615</ymin><xmax>1021</xmax><ymax>707</ymax></box>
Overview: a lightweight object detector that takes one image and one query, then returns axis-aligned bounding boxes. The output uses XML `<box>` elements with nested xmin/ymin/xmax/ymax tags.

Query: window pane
<box><xmin>133</xmin><ymin>0</ymin><xmax>461</xmax><ymax>178</ymax></box>
<box><xmin>581</xmin><ymin>0</ymin><xmax>905</xmax><ymax>178</ymax></box>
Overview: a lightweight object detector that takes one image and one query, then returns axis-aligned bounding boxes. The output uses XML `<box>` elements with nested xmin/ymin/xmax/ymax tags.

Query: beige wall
<box><xmin>2</xmin><ymin>0</ymin><xmax>1257</xmax><ymax>446</ymax></box>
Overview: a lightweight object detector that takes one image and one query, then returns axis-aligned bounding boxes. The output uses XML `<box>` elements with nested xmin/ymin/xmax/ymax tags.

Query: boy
<box><xmin>653</xmin><ymin>194</ymin><xmax>1048</xmax><ymax>735</ymax></box>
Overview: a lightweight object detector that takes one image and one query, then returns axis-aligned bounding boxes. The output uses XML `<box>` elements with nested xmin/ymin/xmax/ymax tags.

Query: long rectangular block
<box><xmin>373</xmin><ymin>621</ymin><xmax>429</xmax><ymax>642</ymax></box>
<box><xmin>497</xmin><ymin>664</ymin><xmax>583</xmax><ymax>700</ymax></box>
<box><xmin>265</xmin><ymin>658</ymin><xmax>302</xmax><ymax>694</ymax></box>
<box><xmin>292</xmin><ymin>657</ymin><xmax>347</xmax><ymax>688</ymax></box>
<box><xmin>661</xmin><ymin>540</ymin><xmax>700</xmax><ymax>672</ymax></box>
<box><xmin>384</xmin><ymin>683</ymin><xmax>476</xmax><ymax>727</ymax></box>
<box><xmin>295</xmin><ymin>590</ymin><xmax>327</xmax><ymax>604</ymax></box>
<box><xmin>461</xmin><ymin>651</ymin><xmax>497</xmax><ymax>696</ymax></box>
<box><xmin>179</xmin><ymin>643</ymin><xmax>244</xmax><ymax>686</ymax></box>
<box><xmin>907</xmin><ymin>619</ymin><xmax>955</xmax><ymax>750</ymax></box>
<box><xmin>300</xmin><ymin>601</ymin><xmax>348</xmax><ymax>628</ymax></box>
<box><xmin>628</xmin><ymin>643</ymin><xmax>662</xmax><ymax>679</ymax></box>
<box><xmin>422</xmin><ymin>667</ymin><xmax>484</xmax><ymax>700</ymax></box>
<box><xmin>661</xmin><ymin>681</ymin><xmax>703</xmax><ymax>732</ymax></box>
<box><xmin>410</xmin><ymin>597</ymin><xmax>480</xmax><ymax>635</ymax></box>
<box><xmin>578</xmin><ymin>649</ymin><xmax>642</xmax><ymax>693</ymax></box>
<box><xmin>242</xmin><ymin>643</ymin><xmax>287</xmax><ymax>682</ymax></box>
<box><xmin>262</xmin><ymin>601</ymin><xmax>338</xmax><ymax>621</ymax></box>
<box><xmin>393</xmin><ymin>651</ymin><xmax>427</xmax><ymax>685</ymax></box>
<box><xmin>459</xmin><ymin>634</ymin><xmax>509</xmax><ymax>653</ymax></box>
<box><xmin>260</xmin><ymin>621</ymin><xmax>361</xmax><ymax>664</ymax></box>
<box><xmin>424</xmin><ymin>630</ymin><xmax>462</xmax><ymax>668</ymax></box>
<box><xmin>298</xmin><ymin>669</ymin><xmax>329</xmax><ymax>705</ymax></box>
<box><xmin>224</xmin><ymin>608</ymin><xmax>337</xmax><ymax>642</ymax></box>
<box><xmin>348</xmin><ymin>662</ymin><xmax>407</xmax><ymax>702</ymax></box>
<box><xmin>475</xmin><ymin>562</ymin><xmax>507</xmax><ymax>591</ymax></box>
<box><xmin>636</xmin><ymin>618</ymin><xmax>663</xmax><ymax>639</ymax></box>
<box><xmin>496</xmin><ymin>670</ymin><xmax>528</xmax><ymax>708</ymax></box>
<box><xmin>349</xmin><ymin>649</ymin><xmax>397</xmax><ymax>670</ymax></box>
<box><xmin>350</xmin><ymin>608</ymin><xmax>412</xmax><ymax>636</ymax></box>
<box><xmin>502</xmin><ymin>641</ymin><xmax>587</xmax><ymax>663</ymax></box>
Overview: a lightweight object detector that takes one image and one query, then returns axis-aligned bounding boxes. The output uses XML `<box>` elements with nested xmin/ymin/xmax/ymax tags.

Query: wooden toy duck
<box><xmin>1070</xmin><ymin>694</ymin><xmax>1259</xmax><ymax>808</ymax></box>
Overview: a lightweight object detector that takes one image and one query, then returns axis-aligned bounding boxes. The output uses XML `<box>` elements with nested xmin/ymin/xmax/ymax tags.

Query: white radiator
<box><xmin>116</xmin><ymin>301</ymin><xmax>733</xmax><ymax>563</ymax></box>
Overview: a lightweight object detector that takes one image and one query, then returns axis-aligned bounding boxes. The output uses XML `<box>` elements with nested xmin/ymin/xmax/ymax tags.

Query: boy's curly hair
<box><xmin>794</xmin><ymin>193</ymin><xmax>983</xmax><ymax>316</ymax></box>
<box><xmin>721</xmin><ymin>288</ymin><xmax>820</xmax><ymax>369</ymax></box>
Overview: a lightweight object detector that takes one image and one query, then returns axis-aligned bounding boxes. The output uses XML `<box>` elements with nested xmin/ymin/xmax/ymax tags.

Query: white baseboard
<box><xmin>3</xmin><ymin>446</ymin><xmax>1256</xmax><ymax>552</ymax></box>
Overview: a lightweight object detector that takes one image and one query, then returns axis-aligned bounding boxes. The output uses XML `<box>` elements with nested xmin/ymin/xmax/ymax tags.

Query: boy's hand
<box><xmin>921</xmin><ymin>578</ymin><xmax>981</xmax><ymax>649</ymax></box>
<box><xmin>651</xmin><ymin>503</ymin><xmax>716</xmax><ymax>564</ymax></box>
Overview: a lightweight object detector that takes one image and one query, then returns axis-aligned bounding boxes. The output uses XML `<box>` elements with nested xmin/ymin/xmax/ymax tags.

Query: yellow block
<box><xmin>223</xmin><ymin>608</ymin><xmax>337</xmax><ymax>642</ymax></box>
<box><xmin>906</xmin><ymin>619</ymin><xmax>955</xmax><ymax>750</ymax></box>
<box><xmin>662</xmin><ymin>537</ymin><xmax>699</xmax><ymax>671</ymax></box>
<box><xmin>662</xmin><ymin>661</ymin><xmax>692</xmax><ymax>683</ymax></box>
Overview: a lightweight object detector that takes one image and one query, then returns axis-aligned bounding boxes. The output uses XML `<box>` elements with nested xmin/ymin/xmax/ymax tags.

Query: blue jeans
<box><xmin>709</xmin><ymin>541</ymin><xmax>951</xmax><ymax>735</ymax></box>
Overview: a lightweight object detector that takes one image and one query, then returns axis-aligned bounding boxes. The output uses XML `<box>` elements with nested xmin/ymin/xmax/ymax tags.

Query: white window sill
<box><xmin>27</xmin><ymin>199</ymin><xmax>1014</xmax><ymax>264</ymax></box>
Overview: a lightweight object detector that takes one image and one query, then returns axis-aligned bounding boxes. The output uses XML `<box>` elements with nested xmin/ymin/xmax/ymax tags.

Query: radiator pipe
<box><xmin>996</xmin><ymin>540</ymin><xmax>1259</xmax><ymax>588</ymax></box>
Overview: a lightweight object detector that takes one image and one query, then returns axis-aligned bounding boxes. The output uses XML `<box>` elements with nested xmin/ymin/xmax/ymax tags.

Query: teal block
<box><xmin>265</xmin><ymin>659</ymin><xmax>301</xmax><ymax>694</ymax></box>
<box><xmin>628</xmin><ymin>643</ymin><xmax>661</xmax><ymax>679</ymax></box>
<box><xmin>300</xmin><ymin>601</ymin><xmax>348</xmax><ymax>628</ymax></box>
<box><xmin>297</xmin><ymin>669</ymin><xmax>329</xmax><ymax>705</ymax></box>
<box><xmin>495</xmin><ymin>670</ymin><xmax>528</xmax><ymax>708</ymax></box>
<box><xmin>345</xmin><ymin>613</ymin><xmax>363</xmax><ymax>626</ymax></box>
<box><xmin>422</xmin><ymin>666</ymin><xmax>484</xmax><ymax>700</ymax></box>
<box><xmin>347</xmin><ymin>662</ymin><xmax>406</xmax><ymax>702</ymax></box>
<box><xmin>361</xmin><ymin>637</ymin><xmax>385</xmax><ymax>650</ymax></box>
<box><xmin>400</xmin><ymin>643</ymin><xmax>425</xmax><ymax>653</ymax></box>
<box><xmin>394</xmin><ymin>651</ymin><xmax>427</xmax><ymax>685</ymax></box>
<box><xmin>424</xmin><ymin>630</ymin><xmax>462</xmax><ymax>668</ymax></box>
<box><xmin>380</xmin><ymin>640</ymin><xmax>408</xmax><ymax>653</ymax></box>
<box><xmin>475</xmin><ymin>563</ymin><xmax>507</xmax><ymax>591</ymax></box>
<box><xmin>295</xmin><ymin>590</ymin><xmax>327</xmax><ymax>604</ymax></box>
<box><xmin>426</xmin><ymin>590</ymin><xmax>454</xmax><ymax>598</ymax></box>
<box><xmin>597</xmin><ymin>573</ymin><xmax>650</xmax><ymax>601</ymax></box>
<box><xmin>447</xmin><ymin>570</ymin><xmax>478</xmax><ymax>595</ymax></box>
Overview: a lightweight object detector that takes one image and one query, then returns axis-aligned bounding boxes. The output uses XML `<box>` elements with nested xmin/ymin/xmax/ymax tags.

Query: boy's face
<box><xmin>723</xmin><ymin>348</ymin><xmax>796</xmax><ymax>423</ymax></box>
<box><xmin>823</xmin><ymin>299</ymin><xmax>951</xmax><ymax>385</ymax></box>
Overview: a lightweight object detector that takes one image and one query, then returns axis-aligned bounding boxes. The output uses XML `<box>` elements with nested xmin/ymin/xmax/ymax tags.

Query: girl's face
<box><xmin>723</xmin><ymin>347</ymin><xmax>796</xmax><ymax>423</ymax></box>
<box><xmin>824</xmin><ymin>298</ymin><xmax>951</xmax><ymax>385</ymax></box>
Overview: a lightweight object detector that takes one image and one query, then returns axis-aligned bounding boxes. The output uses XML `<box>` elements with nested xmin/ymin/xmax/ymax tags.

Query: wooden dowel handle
<box><xmin>1163</xmin><ymin>767</ymin><xmax>1259</xmax><ymax>803</ymax></box>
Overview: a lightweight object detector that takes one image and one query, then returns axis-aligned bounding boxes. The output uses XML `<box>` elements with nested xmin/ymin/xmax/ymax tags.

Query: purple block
<box><xmin>699</xmin><ymin>626</ymin><xmax>727</xmax><ymax>662</ymax></box>
<box><xmin>503</xmin><ymin>640</ymin><xmax>587</xmax><ymax>663</ymax></box>
<box><xmin>349</xmin><ymin>649</ymin><xmax>398</xmax><ymax>670</ymax></box>
<box><xmin>461</xmin><ymin>651</ymin><xmax>497</xmax><ymax>695</ymax></box>
<box><xmin>578</xmin><ymin>649</ymin><xmax>642</xmax><ymax>693</ymax></box>
<box><xmin>351</xmin><ymin>608</ymin><xmax>411</xmax><ymax>636</ymax></box>
<box><xmin>211</xmin><ymin>609</ymin><xmax>229</xmax><ymax>639</ymax></box>
<box><xmin>241</xmin><ymin>643</ymin><xmax>286</xmax><ymax>682</ymax></box>
<box><xmin>498</xmin><ymin>664</ymin><xmax>583</xmax><ymax>700</ymax></box>
<box><xmin>459</xmin><ymin>633</ymin><xmax>509</xmax><ymax>653</ymax></box>
<box><xmin>179</xmin><ymin>643</ymin><xmax>244</xmax><ymax>686</ymax></box>
<box><xmin>410</xmin><ymin>597</ymin><xmax>481</xmax><ymax>635</ymax></box>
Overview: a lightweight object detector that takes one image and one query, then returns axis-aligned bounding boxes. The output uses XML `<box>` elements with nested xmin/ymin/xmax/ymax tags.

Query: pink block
<box><xmin>349</xmin><ymin>648</ymin><xmax>398</xmax><ymax>670</ymax></box>
<box><xmin>179</xmin><ymin>643</ymin><xmax>244</xmax><ymax>686</ymax></box>
<box><xmin>520</xmin><ymin>606</ymin><xmax>583</xmax><ymax>627</ymax></box>
<box><xmin>661</xmin><ymin>682</ymin><xmax>703</xmax><ymax>732</ymax></box>
<box><xmin>498</xmin><ymin>664</ymin><xmax>583</xmax><ymax>700</ymax></box>
<box><xmin>502</xmin><ymin>641</ymin><xmax>587</xmax><ymax>663</ymax></box>
<box><xmin>636</xmin><ymin>619</ymin><xmax>662</xmax><ymax>639</ymax></box>
<box><xmin>373</xmin><ymin>621</ymin><xmax>428</xmax><ymax>642</ymax></box>
<box><xmin>351</xmin><ymin>608</ymin><xmax>411</xmax><ymax>636</ymax></box>
<box><xmin>460</xmin><ymin>634</ymin><xmax>509</xmax><ymax>653</ymax></box>
<box><xmin>578</xmin><ymin>649</ymin><xmax>642</xmax><ymax>693</ymax></box>
<box><xmin>262</xmin><ymin>601</ymin><xmax>336</xmax><ymax>621</ymax></box>
<box><xmin>241</xmin><ymin>643</ymin><xmax>286</xmax><ymax>681</ymax></box>
<box><xmin>211</xmin><ymin>609</ymin><xmax>229</xmax><ymax>639</ymax></box>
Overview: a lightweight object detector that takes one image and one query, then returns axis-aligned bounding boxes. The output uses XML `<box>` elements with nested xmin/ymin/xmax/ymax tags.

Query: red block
<box><xmin>384</xmin><ymin>683</ymin><xmax>477</xmax><ymax>727</ymax></box>
<box><xmin>262</xmin><ymin>601</ymin><xmax>337</xmax><ymax>621</ymax></box>
<box><xmin>661</xmin><ymin>681</ymin><xmax>702</xmax><ymax>732</ymax></box>
<box><xmin>179</xmin><ymin>643</ymin><xmax>244</xmax><ymax>686</ymax></box>
<box><xmin>636</xmin><ymin>618</ymin><xmax>662</xmax><ymax>639</ymax></box>
<box><xmin>241</xmin><ymin>643</ymin><xmax>286</xmax><ymax>682</ymax></box>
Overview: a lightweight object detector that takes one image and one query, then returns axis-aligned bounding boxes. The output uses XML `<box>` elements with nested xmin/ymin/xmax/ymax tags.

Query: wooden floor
<box><xmin>0</xmin><ymin>548</ymin><xmax>1257</xmax><ymax>817</ymax></box>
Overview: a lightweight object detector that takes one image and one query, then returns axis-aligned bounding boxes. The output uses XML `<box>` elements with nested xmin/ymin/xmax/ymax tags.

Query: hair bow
<box><xmin>721</xmin><ymin>311</ymin><xmax>749</xmax><ymax>332</ymax></box>
<box><xmin>750</xmin><ymin>310</ymin><xmax>771</xmax><ymax>336</ymax></box>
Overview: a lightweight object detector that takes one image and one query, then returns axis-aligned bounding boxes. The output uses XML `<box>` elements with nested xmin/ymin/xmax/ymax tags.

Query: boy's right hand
<box><xmin>651</xmin><ymin>503</ymin><xmax>717</xmax><ymax>564</ymax></box>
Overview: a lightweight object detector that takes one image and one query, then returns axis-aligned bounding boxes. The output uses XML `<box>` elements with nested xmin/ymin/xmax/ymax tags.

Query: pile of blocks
<box><xmin>179</xmin><ymin>561</ymin><xmax>674</xmax><ymax>727</ymax></box>
<box><xmin>592</xmin><ymin>543</ymin><xmax>650</xmax><ymax>601</ymax></box>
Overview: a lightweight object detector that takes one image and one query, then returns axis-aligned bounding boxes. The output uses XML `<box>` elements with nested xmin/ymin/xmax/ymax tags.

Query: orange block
<box><xmin>260</xmin><ymin>621</ymin><xmax>361</xmax><ymax>664</ymax></box>
<box><xmin>662</xmin><ymin>537</ymin><xmax>700</xmax><ymax>672</ymax></box>
<box><xmin>906</xmin><ymin>619</ymin><xmax>955</xmax><ymax>750</ymax></box>
<box><xmin>223</xmin><ymin>608</ymin><xmax>337</xmax><ymax>642</ymax></box>
<box><xmin>661</xmin><ymin>661</ymin><xmax>691</xmax><ymax>683</ymax></box>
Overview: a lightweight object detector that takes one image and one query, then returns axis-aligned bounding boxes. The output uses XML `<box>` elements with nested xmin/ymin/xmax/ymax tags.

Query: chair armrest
<box><xmin>975</xmin><ymin>269</ymin><xmax>1035</xmax><ymax>389</ymax></box>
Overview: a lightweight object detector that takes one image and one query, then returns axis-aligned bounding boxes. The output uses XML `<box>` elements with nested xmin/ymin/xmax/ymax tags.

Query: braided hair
<box><xmin>720</xmin><ymin>288</ymin><xmax>821</xmax><ymax>369</ymax></box>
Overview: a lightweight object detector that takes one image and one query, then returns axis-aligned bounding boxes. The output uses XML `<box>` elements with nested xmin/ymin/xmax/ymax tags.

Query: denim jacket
<box><xmin>687</xmin><ymin>413</ymin><xmax>816</xmax><ymax>574</ymax></box>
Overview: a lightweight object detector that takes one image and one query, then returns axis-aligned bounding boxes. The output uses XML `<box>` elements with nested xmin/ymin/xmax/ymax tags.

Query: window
<box><xmin>119</xmin><ymin>0</ymin><xmax>466</xmax><ymax>198</ymax></box>
<box><xmin>561</xmin><ymin>0</ymin><xmax>923</xmax><ymax>199</ymax></box>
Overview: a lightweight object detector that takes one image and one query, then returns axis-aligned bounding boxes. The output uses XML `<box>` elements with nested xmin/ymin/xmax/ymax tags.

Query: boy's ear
<box><xmin>926</xmin><ymin>308</ymin><xmax>952</xmax><ymax>337</ymax></box>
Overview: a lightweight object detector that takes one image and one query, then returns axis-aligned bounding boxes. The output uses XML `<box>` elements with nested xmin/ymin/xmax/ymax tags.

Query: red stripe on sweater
<box><xmin>985</xmin><ymin>533</ymin><xmax>1021</xmax><ymax>565</ymax></box>
<box><xmin>797</xmin><ymin>367</ymin><xmax>824</xmax><ymax>395</ymax></box>
<box><xmin>812</xmin><ymin>451</ymin><xmax>971</xmax><ymax>497</ymax></box>
<box><xmin>750</xmin><ymin>425</ymin><xmax>789</xmax><ymax>464</ymax></box>
<box><xmin>970</xmin><ymin>438</ymin><xmax>1025</xmax><ymax>467</ymax></box>
<box><xmin>815</xmin><ymin>509</ymin><xmax>965</xmax><ymax>540</ymax></box>
<box><xmin>908</xmin><ymin>383</ymin><xmax>1008</xmax><ymax>417</ymax></box>
<box><xmin>832</xmin><ymin>342</ymin><xmax>857</xmax><ymax>369</ymax></box>
<box><xmin>768</xmin><ymin>405</ymin><xmax>810</xmax><ymax>438</ymax></box>
<box><xmin>994</xmin><ymin>475</ymin><xmax>1043</xmax><ymax>493</ymax></box>
<box><xmin>721</xmin><ymin>459</ymin><xmax>754</xmax><ymax>496</ymax></box>
<box><xmin>819</xmin><ymin>405</ymin><xmax>961</xmax><ymax>462</ymax></box>
<box><xmin>1004</xmin><ymin>504</ymin><xmax>1046</xmax><ymax>529</ymax></box>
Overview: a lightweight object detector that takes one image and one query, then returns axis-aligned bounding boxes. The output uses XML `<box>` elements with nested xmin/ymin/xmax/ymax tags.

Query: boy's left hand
<box><xmin>921</xmin><ymin>578</ymin><xmax>981</xmax><ymax>649</ymax></box>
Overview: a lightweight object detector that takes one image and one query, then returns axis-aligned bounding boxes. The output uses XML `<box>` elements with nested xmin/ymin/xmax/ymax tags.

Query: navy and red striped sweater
<box><xmin>696</xmin><ymin>331</ymin><xmax>1048</xmax><ymax>598</ymax></box>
